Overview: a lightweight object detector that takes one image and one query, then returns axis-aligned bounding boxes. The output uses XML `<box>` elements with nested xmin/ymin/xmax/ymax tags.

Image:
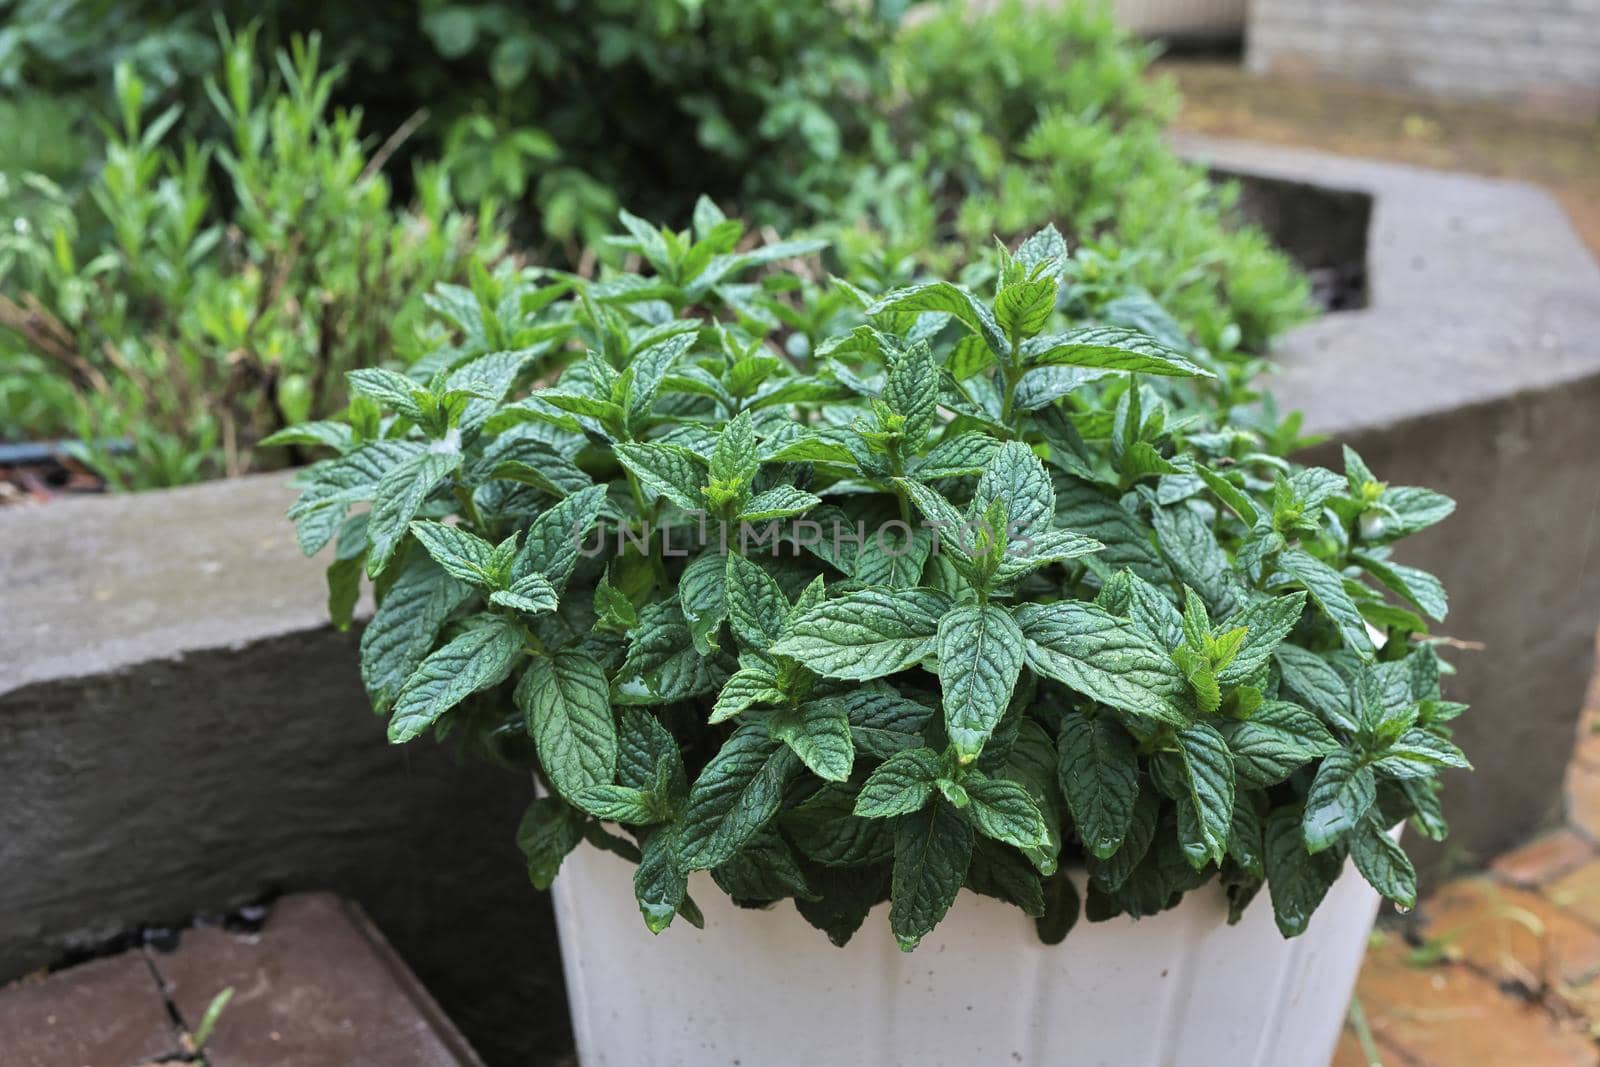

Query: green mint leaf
<box><xmin>1302</xmin><ymin>749</ymin><xmax>1377</xmax><ymax>853</ymax></box>
<box><xmin>890</xmin><ymin>799</ymin><xmax>974</xmax><ymax>951</ymax></box>
<box><xmin>678</xmin><ymin>727</ymin><xmax>798</xmax><ymax>871</ymax></box>
<box><xmin>1374</xmin><ymin>486</ymin><xmax>1456</xmax><ymax>541</ymax></box>
<box><xmin>1351</xmin><ymin>552</ymin><xmax>1448</xmax><ymax>622</ymax></box>
<box><xmin>1013</xmin><ymin>601</ymin><xmax>1189</xmax><ymax>726</ymax></box>
<box><xmin>770</xmin><ymin>697</ymin><xmax>855</xmax><ymax>782</ymax></box>
<box><xmin>517</xmin><ymin>648</ymin><xmax>618</xmax><ymax>800</ymax></box>
<box><xmin>616</xmin><ymin>706</ymin><xmax>686</xmax><ymax>798</ymax></box>
<box><xmin>1023</xmin><ymin>326</ymin><xmax>1213</xmax><ymax>378</ymax></box>
<box><xmin>367</xmin><ymin>451</ymin><xmax>461</xmax><ymax>578</ymax></box>
<box><xmin>260</xmin><ymin>420</ymin><xmax>353</xmax><ymax>451</ymax></box>
<box><xmin>1215</xmin><ymin>592</ymin><xmax>1307</xmax><ymax>687</ymax></box>
<box><xmin>842</xmin><ymin>686</ymin><xmax>934</xmax><ymax>759</ymax></box>
<box><xmin>1087</xmin><ymin>788</ymin><xmax>1160</xmax><ymax>893</ymax></box>
<box><xmin>517</xmin><ymin>797</ymin><xmax>585</xmax><ymax>890</ymax></box>
<box><xmin>994</xmin><ymin>274</ymin><xmax>1057</xmax><ymax>341</ymax></box>
<box><xmin>785</xmin><ymin>784</ymin><xmax>894</xmax><ymax>868</ymax></box>
<box><xmin>614</xmin><ymin>600</ymin><xmax>727</xmax><ymax>706</ymax></box>
<box><xmin>1219</xmin><ymin>700</ymin><xmax>1338</xmax><ymax>787</ymax></box>
<box><xmin>388</xmin><ymin>616</ymin><xmax>523</xmax><ymax>742</ymax></box>
<box><xmin>914</xmin><ymin>432</ymin><xmax>1000</xmax><ymax>479</ymax></box>
<box><xmin>937</xmin><ymin>603</ymin><xmax>1027</xmax><ymax>762</ymax></box>
<box><xmin>881</xmin><ymin>340</ymin><xmax>938</xmax><ymax>444</ymax></box>
<box><xmin>710</xmin><ymin>664</ymin><xmax>785</xmax><ymax>724</ymax></box>
<box><xmin>725</xmin><ymin>554</ymin><xmax>789</xmax><ymax>653</ymax></box>
<box><xmin>1274</xmin><ymin>645</ymin><xmax>1358</xmax><ymax>733</ymax></box>
<box><xmin>1195</xmin><ymin>465</ymin><xmax>1259</xmax><ymax>525</ymax></box>
<box><xmin>1371</xmin><ymin>728</ymin><xmax>1472</xmax><ymax>777</ymax></box>
<box><xmin>1175</xmin><ymin>723</ymin><xmax>1234</xmax><ymax>869</ymax></box>
<box><xmin>626</xmin><ymin>332</ymin><xmax>696</xmax><ymax>431</ymax></box>
<box><xmin>737</xmin><ymin>486</ymin><xmax>821</xmax><ymax>522</ymax></box>
<box><xmin>1278</xmin><ymin>549</ymin><xmax>1376</xmax><ymax>662</ymax></box>
<box><xmin>711</xmin><ymin>829</ymin><xmax>815</xmax><ymax>903</ymax></box>
<box><xmin>854</xmin><ymin>747</ymin><xmax>941</xmax><ymax>818</ymax></box>
<box><xmin>964</xmin><ymin>773</ymin><xmax>1048</xmax><ymax>850</ymax></box>
<box><xmin>489</xmin><ymin>572</ymin><xmax>559</xmax><ymax>615</ymax></box>
<box><xmin>678</xmin><ymin>552</ymin><xmax>728</xmax><ymax>655</ymax></box>
<box><xmin>865</xmin><ymin>281</ymin><xmax>1007</xmax><ymax>356</ymax></box>
<box><xmin>1350</xmin><ymin>819</ymin><xmax>1416</xmax><ymax>908</ymax></box>
<box><xmin>615</xmin><ymin>441</ymin><xmax>709</xmax><ymax>511</ymax></box>
<box><xmin>512</xmin><ymin>484</ymin><xmax>608</xmax><ymax>592</ymax></box>
<box><xmin>360</xmin><ymin>555</ymin><xmax>472</xmax><ymax>712</ymax></box>
<box><xmin>634</xmin><ymin>828</ymin><xmax>690</xmax><ymax>934</ymax></box>
<box><xmin>966</xmin><ymin>837</ymin><xmax>1046</xmax><ymax>918</ymax></box>
<box><xmin>709</xmin><ymin>410</ymin><xmax>760</xmax><ymax>493</ymax></box>
<box><xmin>973</xmin><ymin>440</ymin><xmax>1056</xmax><ymax>540</ymax></box>
<box><xmin>1056</xmin><ymin>714</ymin><xmax>1139</xmax><ymax>860</ymax></box>
<box><xmin>1264</xmin><ymin>805</ymin><xmax>1344</xmax><ymax>937</ymax></box>
<box><xmin>769</xmin><ymin>589</ymin><xmax>948</xmax><ymax>680</ymax></box>
<box><xmin>348</xmin><ymin>367</ymin><xmax>427</xmax><ymax>417</ymax></box>
<box><xmin>573</xmin><ymin>784</ymin><xmax>664</xmax><ymax>824</ymax></box>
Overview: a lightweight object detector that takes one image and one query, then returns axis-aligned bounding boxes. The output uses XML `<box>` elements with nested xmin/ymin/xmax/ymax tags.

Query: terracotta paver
<box><xmin>153</xmin><ymin>893</ymin><xmax>485</xmax><ymax>1067</ymax></box>
<box><xmin>1419</xmin><ymin>878</ymin><xmax>1600</xmax><ymax>988</ymax></box>
<box><xmin>0</xmin><ymin>894</ymin><xmax>484</xmax><ymax>1067</ymax></box>
<box><xmin>1546</xmin><ymin>862</ymin><xmax>1600</xmax><ymax>932</ymax></box>
<box><xmin>0</xmin><ymin>953</ymin><xmax>180</xmax><ymax>1067</ymax></box>
<box><xmin>1491</xmin><ymin>831</ymin><xmax>1596</xmax><ymax>890</ymax></box>
<box><xmin>1354</xmin><ymin>933</ymin><xmax>1599</xmax><ymax>1067</ymax></box>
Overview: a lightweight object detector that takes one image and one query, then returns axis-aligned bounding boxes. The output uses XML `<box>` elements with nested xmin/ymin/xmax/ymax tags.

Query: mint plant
<box><xmin>279</xmin><ymin>207</ymin><xmax>1466</xmax><ymax>950</ymax></box>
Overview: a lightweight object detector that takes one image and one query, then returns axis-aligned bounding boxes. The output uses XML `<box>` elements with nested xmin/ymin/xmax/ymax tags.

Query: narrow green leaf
<box><xmin>1303</xmin><ymin>749</ymin><xmax>1377</xmax><ymax>853</ymax></box>
<box><xmin>1056</xmin><ymin>714</ymin><xmax>1140</xmax><ymax>860</ymax></box>
<box><xmin>517</xmin><ymin>648</ymin><xmax>617</xmax><ymax>800</ymax></box>
<box><xmin>938</xmin><ymin>604</ymin><xmax>1027</xmax><ymax>761</ymax></box>
<box><xmin>770</xmin><ymin>589</ymin><xmax>948</xmax><ymax>680</ymax></box>
<box><xmin>680</xmin><ymin>725</ymin><xmax>799</xmax><ymax>870</ymax></box>
<box><xmin>1024</xmin><ymin>326</ymin><xmax>1213</xmax><ymax>378</ymax></box>
<box><xmin>388</xmin><ymin>617</ymin><xmax>523</xmax><ymax>742</ymax></box>
<box><xmin>1013</xmin><ymin>601</ymin><xmax>1189</xmax><ymax>726</ymax></box>
<box><xmin>890</xmin><ymin>800</ymin><xmax>975</xmax><ymax>950</ymax></box>
<box><xmin>854</xmin><ymin>747</ymin><xmax>941</xmax><ymax>818</ymax></box>
<box><xmin>1176</xmin><ymin>723</ymin><xmax>1234</xmax><ymax>869</ymax></box>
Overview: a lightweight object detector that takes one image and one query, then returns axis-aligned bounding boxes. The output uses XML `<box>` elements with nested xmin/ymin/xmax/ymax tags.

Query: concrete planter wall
<box><xmin>1112</xmin><ymin>0</ymin><xmax>1245</xmax><ymax>37</ymax></box>
<box><xmin>2</xmin><ymin>141</ymin><xmax>1598</xmax><ymax>1066</ymax></box>
<box><xmin>552</xmin><ymin>839</ymin><xmax>1381</xmax><ymax>1067</ymax></box>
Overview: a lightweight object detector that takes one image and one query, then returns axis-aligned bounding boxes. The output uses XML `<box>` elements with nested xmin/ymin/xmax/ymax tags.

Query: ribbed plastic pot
<box><xmin>549</xmin><ymin>838</ymin><xmax>1383</xmax><ymax>1067</ymax></box>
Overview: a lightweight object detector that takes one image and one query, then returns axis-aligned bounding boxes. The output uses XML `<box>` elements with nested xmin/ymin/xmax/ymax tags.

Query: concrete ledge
<box><xmin>1185</xmin><ymin>134</ymin><xmax>1600</xmax><ymax>878</ymax></box>
<box><xmin>0</xmin><ymin>476</ymin><xmax>567</xmax><ymax>1067</ymax></box>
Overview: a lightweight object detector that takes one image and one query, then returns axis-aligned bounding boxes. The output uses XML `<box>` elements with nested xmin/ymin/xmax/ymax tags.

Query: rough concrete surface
<box><xmin>0</xmin><ymin>476</ymin><xmax>568</xmax><ymax>1067</ymax></box>
<box><xmin>1183</xmin><ymin>135</ymin><xmax>1600</xmax><ymax>879</ymax></box>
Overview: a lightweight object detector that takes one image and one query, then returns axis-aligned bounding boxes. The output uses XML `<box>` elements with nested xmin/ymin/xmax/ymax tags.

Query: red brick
<box><xmin>1420</xmin><ymin>877</ymin><xmax>1600</xmax><ymax>987</ymax></box>
<box><xmin>1491</xmin><ymin>831</ymin><xmax>1595</xmax><ymax>888</ymax></box>
<box><xmin>1355</xmin><ymin>932</ymin><xmax>1597</xmax><ymax>1067</ymax></box>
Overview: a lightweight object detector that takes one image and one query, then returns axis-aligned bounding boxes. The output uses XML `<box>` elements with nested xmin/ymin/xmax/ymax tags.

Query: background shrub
<box><xmin>0</xmin><ymin>1</ymin><xmax>1310</xmax><ymax>488</ymax></box>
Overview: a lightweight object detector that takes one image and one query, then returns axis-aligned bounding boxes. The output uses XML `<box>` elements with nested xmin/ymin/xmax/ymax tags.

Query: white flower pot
<box><xmin>549</xmin><ymin>839</ymin><xmax>1382</xmax><ymax>1067</ymax></box>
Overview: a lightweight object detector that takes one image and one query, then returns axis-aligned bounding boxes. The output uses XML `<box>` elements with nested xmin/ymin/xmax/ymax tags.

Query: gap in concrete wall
<box><xmin>1219</xmin><ymin>169</ymin><xmax>1374</xmax><ymax>312</ymax></box>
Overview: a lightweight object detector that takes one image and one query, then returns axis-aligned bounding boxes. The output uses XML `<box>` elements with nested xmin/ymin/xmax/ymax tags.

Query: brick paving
<box><xmin>0</xmin><ymin>894</ymin><xmax>484</xmax><ymax>1067</ymax></box>
<box><xmin>1331</xmin><ymin>633</ymin><xmax>1600</xmax><ymax>1066</ymax></box>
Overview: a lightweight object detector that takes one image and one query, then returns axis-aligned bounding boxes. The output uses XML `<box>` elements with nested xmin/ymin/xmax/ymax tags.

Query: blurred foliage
<box><xmin>0</xmin><ymin>0</ymin><xmax>1312</xmax><ymax>488</ymax></box>
<box><xmin>0</xmin><ymin>25</ymin><xmax>504</xmax><ymax>488</ymax></box>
